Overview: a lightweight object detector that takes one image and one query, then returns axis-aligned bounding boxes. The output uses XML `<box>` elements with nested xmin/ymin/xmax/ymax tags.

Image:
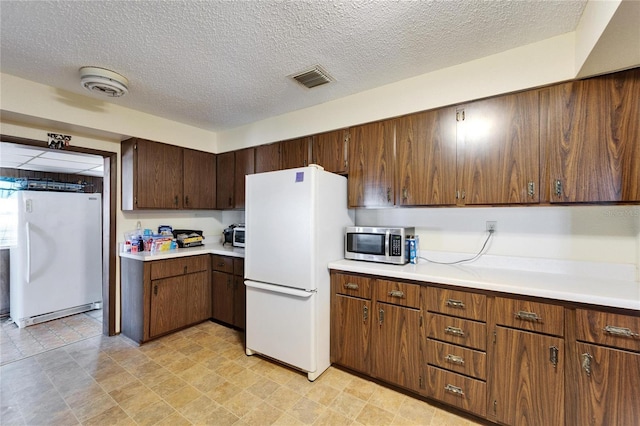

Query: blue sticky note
<box><xmin>295</xmin><ymin>172</ymin><xmax>304</xmax><ymax>182</ymax></box>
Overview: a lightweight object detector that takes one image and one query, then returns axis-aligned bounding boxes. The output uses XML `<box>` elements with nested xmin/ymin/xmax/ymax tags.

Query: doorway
<box><xmin>0</xmin><ymin>135</ymin><xmax>117</xmax><ymax>336</ymax></box>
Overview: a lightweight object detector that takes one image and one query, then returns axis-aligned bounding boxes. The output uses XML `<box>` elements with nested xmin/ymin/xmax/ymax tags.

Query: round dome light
<box><xmin>79</xmin><ymin>66</ymin><xmax>129</xmax><ymax>97</ymax></box>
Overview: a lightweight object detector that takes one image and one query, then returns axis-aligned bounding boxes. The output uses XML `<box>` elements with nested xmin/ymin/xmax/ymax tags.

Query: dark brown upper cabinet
<box><xmin>541</xmin><ymin>67</ymin><xmax>640</xmax><ymax>203</ymax></box>
<box><xmin>396</xmin><ymin>108</ymin><xmax>457</xmax><ymax>206</ymax></box>
<box><xmin>216</xmin><ymin>151</ymin><xmax>235</xmax><ymax>210</ymax></box>
<box><xmin>255</xmin><ymin>143</ymin><xmax>281</xmax><ymax>173</ymax></box>
<box><xmin>122</xmin><ymin>138</ymin><xmax>184</xmax><ymax>210</ymax></box>
<box><xmin>233</xmin><ymin>147</ymin><xmax>255</xmax><ymax>209</ymax></box>
<box><xmin>312</xmin><ymin>129</ymin><xmax>349</xmax><ymax>174</ymax></box>
<box><xmin>456</xmin><ymin>90</ymin><xmax>540</xmax><ymax>205</ymax></box>
<box><xmin>183</xmin><ymin>148</ymin><xmax>216</xmax><ymax>209</ymax></box>
<box><xmin>348</xmin><ymin>119</ymin><xmax>395</xmax><ymax>208</ymax></box>
<box><xmin>281</xmin><ymin>137</ymin><xmax>311</xmax><ymax>170</ymax></box>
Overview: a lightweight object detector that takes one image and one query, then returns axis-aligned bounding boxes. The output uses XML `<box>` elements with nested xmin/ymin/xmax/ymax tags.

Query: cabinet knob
<box><xmin>444</xmin><ymin>384</ymin><xmax>464</xmax><ymax>396</ymax></box>
<box><xmin>549</xmin><ymin>346</ymin><xmax>559</xmax><ymax>368</ymax></box>
<box><xmin>363</xmin><ymin>305</ymin><xmax>368</xmax><ymax>322</ymax></box>
<box><xmin>388</xmin><ymin>290</ymin><xmax>405</xmax><ymax>298</ymax></box>
<box><xmin>153</xmin><ymin>285</ymin><xmax>158</xmax><ymax>296</ymax></box>
<box><xmin>445</xmin><ymin>354</ymin><xmax>465</xmax><ymax>365</ymax></box>
<box><xmin>174</xmin><ymin>195</ymin><xmax>179</xmax><ymax>206</ymax></box>
<box><xmin>386</xmin><ymin>187</ymin><xmax>391</xmax><ymax>203</ymax></box>
<box><xmin>344</xmin><ymin>282</ymin><xmax>359</xmax><ymax>290</ymax></box>
<box><xmin>378</xmin><ymin>308</ymin><xmax>384</xmax><ymax>325</ymax></box>
<box><xmin>185</xmin><ymin>195</ymin><xmax>190</xmax><ymax>206</ymax></box>
<box><xmin>581</xmin><ymin>352</ymin><xmax>593</xmax><ymax>376</ymax></box>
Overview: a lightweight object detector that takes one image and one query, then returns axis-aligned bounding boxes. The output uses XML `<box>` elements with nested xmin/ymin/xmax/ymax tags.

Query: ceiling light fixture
<box><xmin>79</xmin><ymin>66</ymin><xmax>129</xmax><ymax>97</ymax></box>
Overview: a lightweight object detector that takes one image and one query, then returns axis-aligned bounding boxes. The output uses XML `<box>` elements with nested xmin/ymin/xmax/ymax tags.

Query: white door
<box><xmin>245</xmin><ymin>168</ymin><xmax>316</xmax><ymax>291</ymax></box>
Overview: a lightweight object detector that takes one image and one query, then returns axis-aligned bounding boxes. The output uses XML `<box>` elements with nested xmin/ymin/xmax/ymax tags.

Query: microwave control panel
<box><xmin>390</xmin><ymin>235</ymin><xmax>402</xmax><ymax>256</ymax></box>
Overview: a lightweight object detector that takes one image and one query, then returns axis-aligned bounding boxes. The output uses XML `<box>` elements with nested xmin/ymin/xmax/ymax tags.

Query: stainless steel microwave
<box><xmin>232</xmin><ymin>227</ymin><xmax>245</xmax><ymax>247</ymax></box>
<box><xmin>344</xmin><ymin>226</ymin><xmax>415</xmax><ymax>265</ymax></box>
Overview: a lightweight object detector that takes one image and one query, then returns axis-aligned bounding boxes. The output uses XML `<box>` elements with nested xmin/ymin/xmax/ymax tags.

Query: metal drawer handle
<box><xmin>445</xmin><ymin>326</ymin><xmax>465</xmax><ymax>337</ymax></box>
<box><xmin>603</xmin><ymin>325</ymin><xmax>639</xmax><ymax>338</ymax></box>
<box><xmin>445</xmin><ymin>354</ymin><xmax>465</xmax><ymax>365</ymax></box>
<box><xmin>549</xmin><ymin>346</ymin><xmax>558</xmax><ymax>368</ymax></box>
<box><xmin>344</xmin><ymin>282</ymin><xmax>359</xmax><ymax>290</ymax></box>
<box><xmin>388</xmin><ymin>290</ymin><xmax>405</xmax><ymax>298</ymax></box>
<box><xmin>444</xmin><ymin>384</ymin><xmax>464</xmax><ymax>396</ymax></box>
<box><xmin>581</xmin><ymin>352</ymin><xmax>593</xmax><ymax>376</ymax></box>
<box><xmin>446</xmin><ymin>299</ymin><xmax>465</xmax><ymax>309</ymax></box>
<box><xmin>515</xmin><ymin>310</ymin><xmax>542</xmax><ymax>322</ymax></box>
<box><xmin>363</xmin><ymin>305</ymin><xmax>368</xmax><ymax>322</ymax></box>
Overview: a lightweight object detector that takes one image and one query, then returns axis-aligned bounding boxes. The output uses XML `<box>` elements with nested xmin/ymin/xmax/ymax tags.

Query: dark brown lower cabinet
<box><xmin>491</xmin><ymin>327</ymin><xmax>564</xmax><ymax>426</ymax></box>
<box><xmin>573</xmin><ymin>343</ymin><xmax>640</xmax><ymax>426</ymax></box>
<box><xmin>211</xmin><ymin>255</ymin><xmax>246</xmax><ymax>329</ymax></box>
<box><xmin>331</xmin><ymin>294</ymin><xmax>371</xmax><ymax>374</ymax></box>
<box><xmin>121</xmin><ymin>255</ymin><xmax>211</xmax><ymax>344</ymax></box>
<box><xmin>372</xmin><ymin>302</ymin><xmax>422</xmax><ymax>392</ymax></box>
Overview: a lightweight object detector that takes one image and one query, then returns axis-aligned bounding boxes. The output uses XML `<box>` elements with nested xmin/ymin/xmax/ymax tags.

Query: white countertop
<box><xmin>328</xmin><ymin>259</ymin><xmax>640</xmax><ymax>311</ymax></box>
<box><xmin>119</xmin><ymin>242</ymin><xmax>245</xmax><ymax>261</ymax></box>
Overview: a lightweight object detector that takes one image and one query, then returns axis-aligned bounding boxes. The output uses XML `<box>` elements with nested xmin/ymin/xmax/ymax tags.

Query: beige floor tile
<box><xmin>317</xmin><ymin>367</ymin><xmax>354</xmax><ymax>391</ymax></box>
<box><xmin>330</xmin><ymin>391</ymin><xmax>367</xmax><ymax>420</ymax></box>
<box><xmin>343</xmin><ymin>376</ymin><xmax>378</xmax><ymax>402</ymax></box>
<box><xmin>272</xmin><ymin>413</ymin><xmax>306</xmax><ymax>426</ymax></box>
<box><xmin>314</xmin><ymin>408</ymin><xmax>354</xmax><ymax>426</ymax></box>
<box><xmin>153</xmin><ymin>410</ymin><xmax>192</xmax><ymax>426</ymax></box>
<box><xmin>284</xmin><ymin>372</ymin><xmax>316</xmax><ymax>395</ymax></box>
<box><xmin>286</xmin><ymin>396</ymin><xmax>326</xmax><ymax>424</ymax></box>
<box><xmin>247</xmin><ymin>376</ymin><xmax>282</xmax><ymax>400</ymax></box>
<box><xmin>356</xmin><ymin>403</ymin><xmax>396</xmax><ymax>426</ymax></box>
<box><xmin>396</xmin><ymin>397</ymin><xmax>436</xmax><ymax>424</ymax></box>
<box><xmin>179</xmin><ymin>394</ymin><xmax>217</xmax><ymax>423</ymax></box>
<box><xmin>163</xmin><ymin>384</ymin><xmax>203</xmax><ymax>410</ymax></box>
<box><xmin>202</xmin><ymin>405</ymin><xmax>241</xmax><ymax>426</ymax></box>
<box><xmin>223</xmin><ymin>389</ymin><xmax>264</xmax><ymax>418</ymax></box>
<box><xmin>205</xmin><ymin>380</ymin><xmax>242</xmax><ymax>404</ymax></box>
<box><xmin>131</xmin><ymin>399</ymin><xmax>174</xmax><ymax>426</ymax></box>
<box><xmin>83</xmin><ymin>405</ymin><xmax>135</xmax><ymax>426</ymax></box>
<box><xmin>368</xmin><ymin>385</ymin><xmax>408</xmax><ymax>414</ymax></box>
<box><xmin>264</xmin><ymin>386</ymin><xmax>303</xmax><ymax>412</ymax></box>
<box><xmin>71</xmin><ymin>392</ymin><xmax>118</xmax><ymax>422</ymax></box>
<box><xmin>241</xmin><ymin>401</ymin><xmax>285</xmax><ymax>426</ymax></box>
<box><xmin>108</xmin><ymin>379</ymin><xmax>148</xmax><ymax>404</ymax></box>
<box><xmin>305</xmin><ymin>382</ymin><xmax>341</xmax><ymax>407</ymax></box>
<box><xmin>117</xmin><ymin>387</ymin><xmax>163</xmax><ymax>416</ymax></box>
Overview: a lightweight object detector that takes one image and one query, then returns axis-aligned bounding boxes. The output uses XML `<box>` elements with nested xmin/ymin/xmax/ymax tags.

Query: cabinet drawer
<box><xmin>376</xmin><ymin>279</ymin><xmax>420</xmax><ymax>308</ymax></box>
<box><xmin>332</xmin><ymin>273</ymin><xmax>372</xmax><ymax>299</ymax></box>
<box><xmin>427</xmin><ymin>287</ymin><xmax>486</xmax><ymax>321</ymax></box>
<box><xmin>427</xmin><ymin>313</ymin><xmax>487</xmax><ymax>351</ymax></box>
<box><xmin>426</xmin><ymin>339</ymin><xmax>486</xmax><ymax>380</ymax></box>
<box><xmin>212</xmin><ymin>255</ymin><xmax>234</xmax><ymax>273</ymax></box>
<box><xmin>494</xmin><ymin>297</ymin><xmax>564</xmax><ymax>337</ymax></box>
<box><xmin>426</xmin><ymin>366</ymin><xmax>487</xmax><ymax>418</ymax></box>
<box><xmin>151</xmin><ymin>255</ymin><xmax>209</xmax><ymax>280</ymax></box>
<box><xmin>233</xmin><ymin>258</ymin><xmax>244</xmax><ymax>277</ymax></box>
<box><xmin>577</xmin><ymin>309</ymin><xmax>640</xmax><ymax>352</ymax></box>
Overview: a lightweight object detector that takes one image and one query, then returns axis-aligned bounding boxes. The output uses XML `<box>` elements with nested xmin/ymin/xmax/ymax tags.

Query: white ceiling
<box><xmin>0</xmin><ymin>0</ymin><xmax>588</xmax><ymax>134</ymax></box>
<box><xmin>0</xmin><ymin>142</ymin><xmax>104</xmax><ymax>177</ymax></box>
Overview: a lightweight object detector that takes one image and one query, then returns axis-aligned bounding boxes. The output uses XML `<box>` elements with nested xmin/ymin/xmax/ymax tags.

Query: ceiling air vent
<box><xmin>290</xmin><ymin>65</ymin><xmax>333</xmax><ymax>89</ymax></box>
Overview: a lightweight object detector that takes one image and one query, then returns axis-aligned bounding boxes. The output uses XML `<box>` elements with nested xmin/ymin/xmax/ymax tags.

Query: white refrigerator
<box><xmin>244</xmin><ymin>165</ymin><xmax>353</xmax><ymax>381</ymax></box>
<box><xmin>9</xmin><ymin>191</ymin><xmax>102</xmax><ymax>328</ymax></box>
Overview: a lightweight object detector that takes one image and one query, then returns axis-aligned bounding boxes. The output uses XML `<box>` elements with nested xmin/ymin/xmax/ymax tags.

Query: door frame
<box><xmin>1</xmin><ymin>134</ymin><xmax>118</xmax><ymax>336</ymax></box>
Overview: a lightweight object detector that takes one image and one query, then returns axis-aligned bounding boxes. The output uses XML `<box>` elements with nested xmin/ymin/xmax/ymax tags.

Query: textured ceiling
<box><xmin>1</xmin><ymin>0</ymin><xmax>587</xmax><ymax>133</ymax></box>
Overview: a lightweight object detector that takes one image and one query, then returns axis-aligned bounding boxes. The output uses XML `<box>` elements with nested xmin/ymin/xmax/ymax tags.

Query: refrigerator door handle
<box><xmin>25</xmin><ymin>221</ymin><xmax>31</xmax><ymax>283</ymax></box>
<box><xmin>245</xmin><ymin>280</ymin><xmax>314</xmax><ymax>299</ymax></box>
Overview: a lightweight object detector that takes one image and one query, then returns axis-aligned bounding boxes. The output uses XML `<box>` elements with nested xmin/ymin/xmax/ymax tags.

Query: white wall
<box><xmin>355</xmin><ymin>206</ymin><xmax>640</xmax><ymax>280</ymax></box>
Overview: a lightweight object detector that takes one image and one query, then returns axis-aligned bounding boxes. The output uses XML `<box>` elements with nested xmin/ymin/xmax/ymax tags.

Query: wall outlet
<box><xmin>486</xmin><ymin>221</ymin><xmax>497</xmax><ymax>232</ymax></box>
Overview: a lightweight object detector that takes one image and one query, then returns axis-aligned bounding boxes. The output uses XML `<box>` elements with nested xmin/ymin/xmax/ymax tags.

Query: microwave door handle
<box><xmin>385</xmin><ymin>230</ymin><xmax>390</xmax><ymax>257</ymax></box>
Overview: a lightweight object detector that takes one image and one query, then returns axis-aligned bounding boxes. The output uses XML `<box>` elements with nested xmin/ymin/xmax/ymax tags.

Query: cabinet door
<box><xmin>135</xmin><ymin>139</ymin><xmax>184</xmax><ymax>209</ymax></box>
<box><xmin>187</xmin><ymin>271</ymin><xmax>211</xmax><ymax>324</ymax></box>
<box><xmin>372</xmin><ymin>302</ymin><xmax>422</xmax><ymax>392</ymax></box>
<box><xmin>574</xmin><ymin>342</ymin><xmax>640</xmax><ymax>426</ymax></box>
<box><xmin>255</xmin><ymin>143</ymin><xmax>281</xmax><ymax>173</ymax></box>
<box><xmin>348</xmin><ymin>120</ymin><xmax>395</xmax><ymax>207</ymax></box>
<box><xmin>281</xmin><ymin>137</ymin><xmax>311</xmax><ymax>170</ymax></box>
<box><xmin>150</xmin><ymin>276</ymin><xmax>189</xmax><ymax>337</ymax></box>
<box><xmin>331</xmin><ymin>294</ymin><xmax>371</xmax><ymax>374</ymax></box>
<box><xmin>457</xmin><ymin>91</ymin><xmax>540</xmax><ymax>205</ymax></box>
<box><xmin>396</xmin><ymin>108</ymin><xmax>457</xmax><ymax>206</ymax></box>
<box><xmin>543</xmin><ymin>68</ymin><xmax>640</xmax><ymax>202</ymax></box>
<box><xmin>216</xmin><ymin>151</ymin><xmax>235</xmax><ymax>209</ymax></box>
<box><xmin>312</xmin><ymin>129</ymin><xmax>348</xmax><ymax>174</ymax></box>
<box><xmin>212</xmin><ymin>271</ymin><xmax>234</xmax><ymax>325</ymax></box>
<box><xmin>233</xmin><ymin>275</ymin><xmax>246</xmax><ymax>329</ymax></box>
<box><xmin>234</xmin><ymin>147</ymin><xmax>255</xmax><ymax>209</ymax></box>
<box><xmin>183</xmin><ymin>148</ymin><xmax>216</xmax><ymax>209</ymax></box>
<box><xmin>491</xmin><ymin>326</ymin><xmax>564</xmax><ymax>426</ymax></box>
